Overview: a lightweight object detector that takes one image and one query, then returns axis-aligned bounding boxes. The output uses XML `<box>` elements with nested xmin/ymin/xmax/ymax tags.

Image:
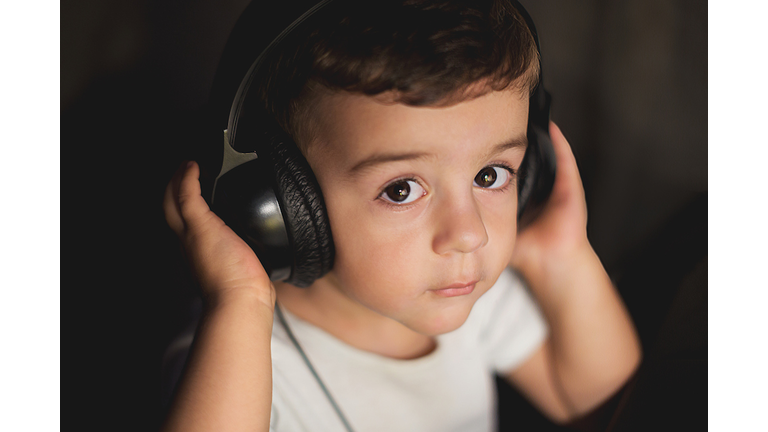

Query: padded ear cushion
<box><xmin>264</xmin><ymin>130</ymin><xmax>335</xmax><ymax>287</ymax></box>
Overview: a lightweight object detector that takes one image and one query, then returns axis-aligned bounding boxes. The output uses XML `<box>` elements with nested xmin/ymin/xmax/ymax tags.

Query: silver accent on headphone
<box><xmin>211</xmin><ymin>129</ymin><xmax>259</xmax><ymax>204</ymax></box>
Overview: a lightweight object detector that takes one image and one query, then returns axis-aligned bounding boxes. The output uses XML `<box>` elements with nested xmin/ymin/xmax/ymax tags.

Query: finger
<box><xmin>176</xmin><ymin>161</ymin><xmax>214</xmax><ymax>229</ymax></box>
<box><xmin>163</xmin><ymin>161</ymin><xmax>188</xmax><ymax>236</ymax></box>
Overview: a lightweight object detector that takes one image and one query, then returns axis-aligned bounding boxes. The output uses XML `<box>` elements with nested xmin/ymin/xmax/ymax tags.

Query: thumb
<box><xmin>163</xmin><ymin>161</ymin><xmax>192</xmax><ymax>236</ymax></box>
<box><xmin>547</xmin><ymin>121</ymin><xmax>584</xmax><ymax>200</ymax></box>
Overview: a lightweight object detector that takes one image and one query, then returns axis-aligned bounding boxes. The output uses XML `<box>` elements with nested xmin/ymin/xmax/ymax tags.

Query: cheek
<box><xmin>479</xmin><ymin>194</ymin><xmax>519</xmax><ymax>268</ymax></box>
<box><xmin>325</xmin><ymin>202</ymin><xmax>429</xmax><ymax>308</ymax></box>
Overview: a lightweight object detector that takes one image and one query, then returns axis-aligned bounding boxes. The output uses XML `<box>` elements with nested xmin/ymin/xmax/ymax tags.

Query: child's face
<box><xmin>304</xmin><ymin>88</ymin><xmax>529</xmax><ymax>336</ymax></box>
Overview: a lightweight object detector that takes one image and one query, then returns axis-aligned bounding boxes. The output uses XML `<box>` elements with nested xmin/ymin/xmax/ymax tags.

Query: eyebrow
<box><xmin>348</xmin><ymin>151</ymin><xmax>433</xmax><ymax>174</ymax></box>
<box><xmin>483</xmin><ymin>134</ymin><xmax>528</xmax><ymax>160</ymax></box>
<box><xmin>348</xmin><ymin>134</ymin><xmax>528</xmax><ymax>175</ymax></box>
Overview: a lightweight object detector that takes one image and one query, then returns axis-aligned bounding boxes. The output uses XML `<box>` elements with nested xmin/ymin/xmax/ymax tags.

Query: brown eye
<box><xmin>474</xmin><ymin>166</ymin><xmax>510</xmax><ymax>189</ymax></box>
<box><xmin>385</xmin><ymin>182</ymin><xmax>410</xmax><ymax>202</ymax></box>
<box><xmin>380</xmin><ymin>180</ymin><xmax>425</xmax><ymax>205</ymax></box>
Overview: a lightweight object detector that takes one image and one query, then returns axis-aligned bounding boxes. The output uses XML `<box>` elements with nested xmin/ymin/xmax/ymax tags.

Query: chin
<box><xmin>404</xmin><ymin>301</ymin><xmax>476</xmax><ymax>336</ymax></box>
<box><xmin>416</xmin><ymin>279</ymin><xmax>499</xmax><ymax>336</ymax></box>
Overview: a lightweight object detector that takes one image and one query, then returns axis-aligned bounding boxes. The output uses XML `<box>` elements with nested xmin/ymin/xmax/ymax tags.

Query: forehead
<box><xmin>305</xmin><ymin>88</ymin><xmax>529</xmax><ymax>168</ymax></box>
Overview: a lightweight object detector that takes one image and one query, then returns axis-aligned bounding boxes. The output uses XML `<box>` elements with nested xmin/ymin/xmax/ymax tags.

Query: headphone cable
<box><xmin>275</xmin><ymin>302</ymin><xmax>355</xmax><ymax>432</ymax></box>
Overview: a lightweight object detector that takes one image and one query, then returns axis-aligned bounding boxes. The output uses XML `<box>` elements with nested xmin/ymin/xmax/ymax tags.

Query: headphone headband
<box><xmin>227</xmin><ymin>0</ymin><xmax>337</xmax><ymax>148</ymax></box>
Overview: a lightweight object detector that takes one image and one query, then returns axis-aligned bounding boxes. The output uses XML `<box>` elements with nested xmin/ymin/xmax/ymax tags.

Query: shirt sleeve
<box><xmin>472</xmin><ymin>267</ymin><xmax>549</xmax><ymax>373</ymax></box>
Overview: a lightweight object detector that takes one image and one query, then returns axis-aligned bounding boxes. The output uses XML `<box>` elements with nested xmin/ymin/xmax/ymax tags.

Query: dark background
<box><xmin>62</xmin><ymin>1</ymin><xmax>706</xmax><ymax>430</ymax></box>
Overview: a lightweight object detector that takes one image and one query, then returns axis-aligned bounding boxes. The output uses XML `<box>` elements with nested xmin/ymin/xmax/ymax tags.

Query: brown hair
<box><xmin>256</xmin><ymin>0</ymin><xmax>540</xmax><ymax>151</ymax></box>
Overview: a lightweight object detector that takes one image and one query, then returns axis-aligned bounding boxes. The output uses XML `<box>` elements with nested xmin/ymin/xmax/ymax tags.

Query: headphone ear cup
<box><xmin>266</xmin><ymin>131</ymin><xmax>335</xmax><ymax>288</ymax></box>
<box><xmin>516</xmin><ymin>129</ymin><xmax>536</xmax><ymax>218</ymax></box>
<box><xmin>517</xmin><ymin>121</ymin><xmax>557</xmax><ymax>229</ymax></box>
<box><xmin>517</xmin><ymin>86</ymin><xmax>557</xmax><ymax>229</ymax></box>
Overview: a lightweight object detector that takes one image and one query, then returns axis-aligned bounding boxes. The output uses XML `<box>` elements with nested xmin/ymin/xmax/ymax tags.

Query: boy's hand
<box><xmin>505</xmin><ymin>123</ymin><xmax>641</xmax><ymax>420</ymax></box>
<box><xmin>163</xmin><ymin>161</ymin><xmax>275</xmax><ymax>309</ymax></box>
<box><xmin>511</xmin><ymin>121</ymin><xmax>590</xmax><ymax>275</ymax></box>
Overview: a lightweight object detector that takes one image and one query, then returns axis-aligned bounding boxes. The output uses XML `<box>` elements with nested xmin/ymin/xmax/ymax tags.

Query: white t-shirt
<box><xmin>268</xmin><ymin>268</ymin><xmax>548</xmax><ymax>432</ymax></box>
<box><xmin>161</xmin><ymin>268</ymin><xmax>548</xmax><ymax>432</ymax></box>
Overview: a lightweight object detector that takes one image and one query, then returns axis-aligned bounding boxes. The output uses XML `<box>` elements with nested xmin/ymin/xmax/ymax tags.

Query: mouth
<box><xmin>430</xmin><ymin>281</ymin><xmax>478</xmax><ymax>298</ymax></box>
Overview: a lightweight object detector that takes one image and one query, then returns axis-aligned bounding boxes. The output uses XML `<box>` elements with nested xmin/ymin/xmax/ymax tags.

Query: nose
<box><xmin>431</xmin><ymin>191</ymin><xmax>489</xmax><ymax>255</ymax></box>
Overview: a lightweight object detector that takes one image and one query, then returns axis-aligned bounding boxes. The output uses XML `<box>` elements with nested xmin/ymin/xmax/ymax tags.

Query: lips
<box><xmin>431</xmin><ymin>281</ymin><xmax>478</xmax><ymax>297</ymax></box>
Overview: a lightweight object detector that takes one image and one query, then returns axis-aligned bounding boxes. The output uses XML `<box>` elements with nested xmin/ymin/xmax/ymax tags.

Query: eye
<box><xmin>380</xmin><ymin>179</ymin><xmax>425</xmax><ymax>205</ymax></box>
<box><xmin>474</xmin><ymin>166</ymin><xmax>511</xmax><ymax>189</ymax></box>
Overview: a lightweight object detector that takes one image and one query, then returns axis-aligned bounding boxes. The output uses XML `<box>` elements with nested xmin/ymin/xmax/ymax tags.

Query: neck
<box><xmin>274</xmin><ymin>277</ymin><xmax>436</xmax><ymax>360</ymax></box>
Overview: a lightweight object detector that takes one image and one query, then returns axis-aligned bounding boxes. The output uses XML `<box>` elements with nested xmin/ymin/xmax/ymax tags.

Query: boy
<box><xmin>162</xmin><ymin>1</ymin><xmax>641</xmax><ymax>430</ymax></box>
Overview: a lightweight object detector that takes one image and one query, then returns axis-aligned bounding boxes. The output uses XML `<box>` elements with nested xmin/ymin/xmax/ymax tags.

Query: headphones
<box><xmin>203</xmin><ymin>0</ymin><xmax>556</xmax><ymax>288</ymax></box>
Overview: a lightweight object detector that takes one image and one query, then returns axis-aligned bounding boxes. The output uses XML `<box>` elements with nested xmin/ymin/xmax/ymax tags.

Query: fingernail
<box><xmin>186</xmin><ymin>161</ymin><xmax>194</xmax><ymax>169</ymax></box>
